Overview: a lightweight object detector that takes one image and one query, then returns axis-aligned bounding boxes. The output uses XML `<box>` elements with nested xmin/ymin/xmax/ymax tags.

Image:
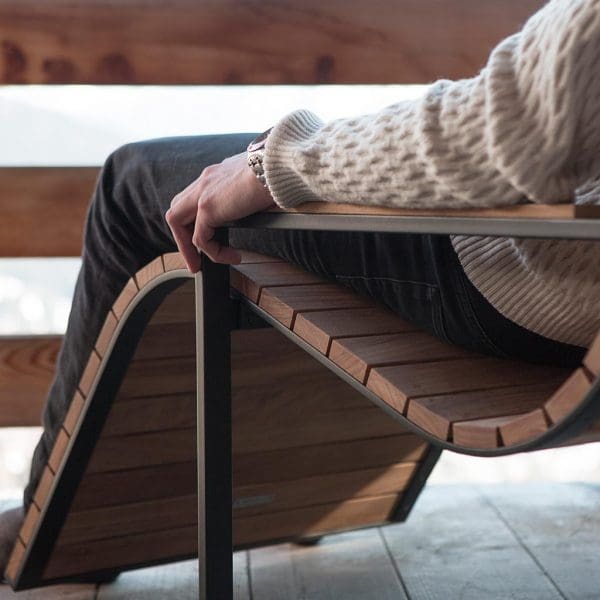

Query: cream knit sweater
<box><xmin>263</xmin><ymin>0</ymin><xmax>600</xmax><ymax>349</ymax></box>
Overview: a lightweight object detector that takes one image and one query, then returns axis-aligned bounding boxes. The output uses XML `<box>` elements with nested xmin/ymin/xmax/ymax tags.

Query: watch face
<box><xmin>247</xmin><ymin>127</ymin><xmax>273</xmax><ymax>152</ymax></box>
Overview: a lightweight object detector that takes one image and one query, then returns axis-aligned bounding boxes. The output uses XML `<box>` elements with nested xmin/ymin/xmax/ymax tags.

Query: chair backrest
<box><xmin>0</xmin><ymin>0</ymin><xmax>546</xmax><ymax>426</ymax></box>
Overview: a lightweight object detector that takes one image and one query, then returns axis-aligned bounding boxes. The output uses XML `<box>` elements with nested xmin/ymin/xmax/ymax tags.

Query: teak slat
<box><xmin>32</xmin><ymin>467</ymin><xmax>54</xmax><ymax>509</ymax></box>
<box><xmin>329</xmin><ymin>331</ymin><xmax>471</xmax><ymax>384</ymax></box>
<box><xmin>231</xmin><ymin>261</ymin><xmax>323</xmax><ymax>303</ymax></box>
<box><xmin>232</xmin><ymin>435</ymin><xmax>426</xmax><ymax>486</ymax></box>
<box><xmin>58</xmin><ymin>495</ymin><xmax>196</xmax><ymax>547</ymax></box>
<box><xmin>0</xmin><ymin>335</ymin><xmax>60</xmax><ymax>427</ymax></box>
<box><xmin>233</xmin><ymin>493</ymin><xmax>397</xmax><ymax>547</ymax></box>
<box><xmin>148</xmin><ymin>281</ymin><xmax>195</xmax><ymax>325</ymax></box>
<box><xmin>78</xmin><ymin>351</ymin><xmax>101</xmax><ymax>397</ymax></box>
<box><xmin>584</xmin><ymin>333</ymin><xmax>600</xmax><ymax>376</ymax></box>
<box><xmin>86</xmin><ymin>428</ymin><xmax>196</xmax><ymax>474</ymax></box>
<box><xmin>130</xmin><ymin>323</ymin><xmax>195</xmax><ymax>361</ymax></box>
<box><xmin>279</xmin><ymin>201</ymin><xmax>577</xmax><ymax>219</ymax></box>
<box><xmin>238</xmin><ymin>250</ymin><xmax>283</xmax><ymax>264</ymax></box>
<box><xmin>44</xmin><ymin>525</ymin><xmax>197</xmax><ymax>579</ymax></box>
<box><xmin>293</xmin><ymin>307</ymin><xmax>418</xmax><ymax>354</ymax></box>
<box><xmin>95</xmin><ymin>311</ymin><xmax>118</xmax><ymax>358</ymax></box>
<box><xmin>71</xmin><ymin>462</ymin><xmax>197</xmax><ymax>511</ymax></box>
<box><xmin>101</xmin><ymin>393</ymin><xmax>196</xmax><ymax>437</ymax></box>
<box><xmin>452</xmin><ymin>415</ymin><xmax>523</xmax><ymax>448</ymax></box>
<box><xmin>47</xmin><ymin>429</ymin><xmax>70</xmax><ymax>474</ymax></box>
<box><xmin>233</xmin><ymin>462</ymin><xmax>417</xmax><ymax>518</ymax></box>
<box><xmin>20</xmin><ymin>504</ymin><xmax>40</xmax><ymax>546</ymax></box>
<box><xmin>63</xmin><ymin>390</ymin><xmax>86</xmax><ymax>436</ymax></box>
<box><xmin>5</xmin><ymin>540</ymin><xmax>26</xmax><ymax>583</ymax></box>
<box><xmin>259</xmin><ymin>284</ymin><xmax>372</xmax><ymax>328</ymax></box>
<box><xmin>134</xmin><ymin>256</ymin><xmax>165</xmax><ymax>289</ymax></box>
<box><xmin>112</xmin><ymin>278</ymin><xmax>139</xmax><ymax>319</ymax></box>
<box><xmin>116</xmin><ymin>356</ymin><xmax>196</xmax><ymax>398</ymax></box>
<box><xmin>407</xmin><ymin>383</ymin><xmax>560</xmax><ymax>440</ymax></box>
<box><xmin>162</xmin><ymin>252</ymin><xmax>187</xmax><ymax>272</ymax></box>
<box><xmin>0</xmin><ymin>1</ymin><xmax>544</xmax><ymax>85</ymax></box>
<box><xmin>367</xmin><ymin>358</ymin><xmax>568</xmax><ymax>415</ymax></box>
<box><xmin>544</xmin><ymin>369</ymin><xmax>592</xmax><ymax>424</ymax></box>
<box><xmin>499</xmin><ymin>409</ymin><xmax>549</xmax><ymax>447</ymax></box>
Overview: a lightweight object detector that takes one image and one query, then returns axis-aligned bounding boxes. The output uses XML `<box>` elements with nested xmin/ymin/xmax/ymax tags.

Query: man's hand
<box><xmin>165</xmin><ymin>152</ymin><xmax>276</xmax><ymax>273</ymax></box>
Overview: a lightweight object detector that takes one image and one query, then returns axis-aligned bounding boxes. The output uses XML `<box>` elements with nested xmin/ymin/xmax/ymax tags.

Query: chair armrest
<box><xmin>233</xmin><ymin>202</ymin><xmax>600</xmax><ymax>240</ymax></box>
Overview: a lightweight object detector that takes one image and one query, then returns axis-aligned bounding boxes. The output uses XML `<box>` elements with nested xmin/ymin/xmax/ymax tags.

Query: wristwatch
<box><xmin>247</xmin><ymin>127</ymin><xmax>273</xmax><ymax>189</ymax></box>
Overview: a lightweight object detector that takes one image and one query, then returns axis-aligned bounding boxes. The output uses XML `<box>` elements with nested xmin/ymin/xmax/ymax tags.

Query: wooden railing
<box><xmin>0</xmin><ymin>0</ymin><xmax>547</xmax><ymax>425</ymax></box>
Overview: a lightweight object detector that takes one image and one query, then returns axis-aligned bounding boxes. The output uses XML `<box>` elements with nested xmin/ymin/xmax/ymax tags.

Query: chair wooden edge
<box><xmin>5</xmin><ymin>252</ymin><xmax>193</xmax><ymax>589</ymax></box>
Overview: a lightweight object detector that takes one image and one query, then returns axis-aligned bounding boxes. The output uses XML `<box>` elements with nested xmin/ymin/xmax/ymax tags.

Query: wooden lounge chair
<box><xmin>2</xmin><ymin>1</ymin><xmax>599</xmax><ymax>598</ymax></box>
<box><xmin>5</xmin><ymin>250</ymin><xmax>438</xmax><ymax>589</ymax></box>
<box><xmin>6</xmin><ymin>202</ymin><xmax>600</xmax><ymax>590</ymax></box>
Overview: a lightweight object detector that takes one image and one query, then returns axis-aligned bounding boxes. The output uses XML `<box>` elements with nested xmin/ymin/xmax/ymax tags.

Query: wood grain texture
<box><xmin>20</xmin><ymin>503</ymin><xmax>41</xmax><ymax>546</ymax></box>
<box><xmin>5</xmin><ymin>539</ymin><xmax>26</xmax><ymax>586</ymax></box>
<box><xmin>499</xmin><ymin>409</ymin><xmax>549</xmax><ymax>447</ymax></box>
<box><xmin>32</xmin><ymin>466</ymin><xmax>54</xmax><ymax>509</ymax></box>
<box><xmin>162</xmin><ymin>252</ymin><xmax>187</xmax><ymax>272</ymax></box>
<box><xmin>134</xmin><ymin>256</ymin><xmax>165</xmax><ymax>290</ymax></box>
<box><xmin>0</xmin><ymin>1</ymin><xmax>544</xmax><ymax>84</ymax></box>
<box><xmin>58</xmin><ymin>495</ymin><xmax>197</xmax><ymax>546</ymax></box>
<box><xmin>0</xmin><ymin>335</ymin><xmax>59</xmax><ymax>426</ymax></box>
<box><xmin>233</xmin><ymin>435</ymin><xmax>426</xmax><ymax>486</ymax></box>
<box><xmin>112</xmin><ymin>278</ymin><xmax>139</xmax><ymax>319</ymax></box>
<box><xmin>329</xmin><ymin>331</ymin><xmax>471</xmax><ymax>384</ymax></box>
<box><xmin>70</xmin><ymin>462</ymin><xmax>197</xmax><ymax>511</ymax></box>
<box><xmin>231</xmin><ymin>261</ymin><xmax>323</xmax><ymax>303</ymax></box>
<box><xmin>101</xmin><ymin>393</ymin><xmax>196</xmax><ymax>437</ymax></box>
<box><xmin>86</xmin><ymin>428</ymin><xmax>196</xmax><ymax>474</ymax></box>
<box><xmin>63</xmin><ymin>391</ymin><xmax>86</xmax><ymax>435</ymax></box>
<box><xmin>279</xmin><ymin>200</ymin><xmax>576</xmax><ymax>219</ymax></box>
<box><xmin>584</xmin><ymin>332</ymin><xmax>600</xmax><ymax>375</ymax></box>
<box><xmin>47</xmin><ymin>429</ymin><xmax>70</xmax><ymax>474</ymax></box>
<box><xmin>233</xmin><ymin>462</ymin><xmax>417</xmax><ymax>517</ymax></box>
<box><xmin>95</xmin><ymin>311</ymin><xmax>118</xmax><ymax>358</ymax></box>
<box><xmin>407</xmin><ymin>383</ymin><xmax>559</xmax><ymax>440</ymax></box>
<box><xmin>259</xmin><ymin>283</ymin><xmax>372</xmax><ymax>327</ymax></box>
<box><xmin>451</xmin><ymin>415</ymin><xmax>524</xmax><ymax>448</ymax></box>
<box><xmin>79</xmin><ymin>350</ymin><xmax>101</xmax><ymax>397</ymax></box>
<box><xmin>367</xmin><ymin>358</ymin><xmax>567</xmax><ymax>416</ymax></box>
<box><xmin>293</xmin><ymin>307</ymin><xmax>418</xmax><ymax>354</ymax></box>
<box><xmin>544</xmin><ymin>369</ymin><xmax>592</xmax><ymax>424</ymax></box>
<box><xmin>0</xmin><ymin>167</ymin><xmax>96</xmax><ymax>257</ymax></box>
<box><xmin>233</xmin><ymin>494</ymin><xmax>397</xmax><ymax>547</ymax></box>
<box><xmin>45</xmin><ymin>525</ymin><xmax>197</xmax><ymax>579</ymax></box>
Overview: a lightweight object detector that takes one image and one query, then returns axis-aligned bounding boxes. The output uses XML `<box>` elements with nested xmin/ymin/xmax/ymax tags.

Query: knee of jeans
<box><xmin>102</xmin><ymin>141</ymin><xmax>156</xmax><ymax>195</ymax></box>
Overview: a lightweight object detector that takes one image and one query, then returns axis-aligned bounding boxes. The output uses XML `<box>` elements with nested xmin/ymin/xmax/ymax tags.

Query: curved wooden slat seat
<box><xmin>6</xmin><ymin>252</ymin><xmax>436</xmax><ymax>590</ymax></box>
<box><xmin>229</xmin><ymin>252</ymin><xmax>600</xmax><ymax>455</ymax></box>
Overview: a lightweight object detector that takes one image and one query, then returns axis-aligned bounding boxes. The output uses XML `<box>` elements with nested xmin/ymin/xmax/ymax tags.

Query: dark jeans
<box><xmin>23</xmin><ymin>133</ymin><xmax>586</xmax><ymax>507</ymax></box>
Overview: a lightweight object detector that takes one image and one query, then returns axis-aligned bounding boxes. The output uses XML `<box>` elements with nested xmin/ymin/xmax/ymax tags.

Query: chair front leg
<box><xmin>196</xmin><ymin>235</ymin><xmax>233</xmax><ymax>600</ymax></box>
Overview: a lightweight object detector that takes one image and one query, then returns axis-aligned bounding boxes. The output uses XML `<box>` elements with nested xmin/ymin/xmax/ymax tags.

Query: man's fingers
<box><xmin>192</xmin><ymin>219</ymin><xmax>241</xmax><ymax>265</ymax></box>
<box><xmin>167</xmin><ymin>218</ymin><xmax>201</xmax><ymax>273</ymax></box>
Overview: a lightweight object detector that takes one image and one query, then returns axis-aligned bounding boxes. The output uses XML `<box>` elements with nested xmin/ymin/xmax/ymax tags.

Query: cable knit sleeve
<box><xmin>263</xmin><ymin>0</ymin><xmax>600</xmax><ymax>210</ymax></box>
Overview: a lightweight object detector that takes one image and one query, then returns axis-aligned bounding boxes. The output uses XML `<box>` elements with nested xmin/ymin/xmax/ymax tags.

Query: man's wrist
<box><xmin>247</xmin><ymin>127</ymin><xmax>273</xmax><ymax>190</ymax></box>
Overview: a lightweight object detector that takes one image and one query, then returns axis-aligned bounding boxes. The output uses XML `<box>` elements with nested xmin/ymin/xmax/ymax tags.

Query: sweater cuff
<box><xmin>263</xmin><ymin>109</ymin><xmax>325</xmax><ymax>209</ymax></box>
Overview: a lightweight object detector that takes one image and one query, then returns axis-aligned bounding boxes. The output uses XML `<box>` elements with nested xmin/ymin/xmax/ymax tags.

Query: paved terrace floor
<box><xmin>1</xmin><ymin>482</ymin><xmax>598</xmax><ymax>599</ymax></box>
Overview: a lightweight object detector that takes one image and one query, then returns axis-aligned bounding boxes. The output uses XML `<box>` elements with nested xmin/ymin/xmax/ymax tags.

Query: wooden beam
<box><xmin>0</xmin><ymin>336</ymin><xmax>60</xmax><ymax>427</ymax></box>
<box><xmin>0</xmin><ymin>0</ymin><xmax>545</xmax><ymax>85</ymax></box>
<box><xmin>0</xmin><ymin>167</ymin><xmax>97</xmax><ymax>257</ymax></box>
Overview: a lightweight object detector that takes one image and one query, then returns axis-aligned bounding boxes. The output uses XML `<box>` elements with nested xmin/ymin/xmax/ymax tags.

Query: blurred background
<box><xmin>1</xmin><ymin>84</ymin><xmax>598</xmax><ymax>499</ymax></box>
